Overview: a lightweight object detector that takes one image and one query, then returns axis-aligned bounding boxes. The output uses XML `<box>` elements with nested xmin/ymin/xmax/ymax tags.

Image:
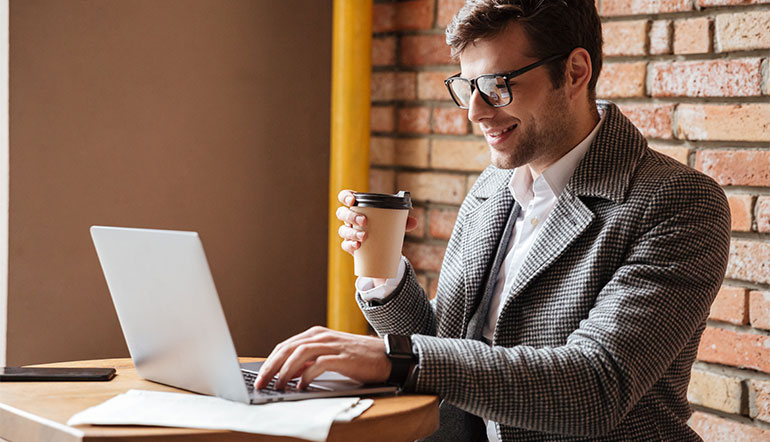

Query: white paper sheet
<box><xmin>67</xmin><ymin>390</ymin><xmax>373</xmax><ymax>442</ymax></box>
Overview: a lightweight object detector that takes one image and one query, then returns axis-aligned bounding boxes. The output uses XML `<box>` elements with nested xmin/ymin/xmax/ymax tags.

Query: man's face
<box><xmin>458</xmin><ymin>24</ymin><xmax>573</xmax><ymax>171</ymax></box>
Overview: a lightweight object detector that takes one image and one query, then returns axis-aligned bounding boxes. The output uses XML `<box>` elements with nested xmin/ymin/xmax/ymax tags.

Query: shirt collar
<box><xmin>509</xmin><ymin>109</ymin><xmax>606</xmax><ymax>204</ymax></box>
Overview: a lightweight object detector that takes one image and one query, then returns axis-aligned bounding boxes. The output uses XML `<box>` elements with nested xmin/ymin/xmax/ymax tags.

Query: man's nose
<box><xmin>467</xmin><ymin>89</ymin><xmax>494</xmax><ymax>123</ymax></box>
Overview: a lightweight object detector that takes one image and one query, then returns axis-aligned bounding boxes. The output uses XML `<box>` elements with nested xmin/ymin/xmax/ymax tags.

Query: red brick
<box><xmin>472</xmin><ymin>124</ymin><xmax>483</xmax><ymax>136</ymax></box>
<box><xmin>650</xmin><ymin>59</ymin><xmax>763</xmax><ymax>98</ymax></box>
<box><xmin>394</xmin><ymin>72</ymin><xmax>418</xmax><ymax>100</ymax></box>
<box><xmin>700</xmin><ymin>0</ymin><xmax>770</xmax><ymax>5</ymax></box>
<box><xmin>417</xmin><ymin>70</ymin><xmax>457</xmax><ymax>101</ymax></box>
<box><xmin>372</xmin><ymin>0</ymin><xmax>434</xmax><ymax>33</ymax></box>
<box><xmin>400</xmin><ymin>34</ymin><xmax>453</xmax><ymax>66</ymax></box>
<box><xmin>466</xmin><ymin>173</ymin><xmax>480</xmax><ymax>194</ymax></box>
<box><xmin>602</xmin><ymin>20</ymin><xmax>648</xmax><ymax>56</ymax></box>
<box><xmin>649</xmin><ymin>20</ymin><xmax>672</xmax><ymax>55</ymax></box>
<box><xmin>372</xmin><ymin>72</ymin><xmax>417</xmax><ymax>101</ymax></box>
<box><xmin>396</xmin><ymin>171</ymin><xmax>466</xmax><ymax>204</ymax></box>
<box><xmin>749</xmin><ymin>290</ymin><xmax>770</xmax><ymax>331</ymax></box>
<box><xmin>695</xmin><ymin>150</ymin><xmax>770</xmax><ymax>187</ymax></box>
<box><xmin>406</xmin><ymin>206</ymin><xmax>426</xmax><ymax>239</ymax></box>
<box><xmin>372</xmin><ymin>72</ymin><xmax>395</xmax><ymax>101</ymax></box>
<box><xmin>688</xmin><ymin>411</ymin><xmax>770</xmax><ymax>442</ymax></box>
<box><xmin>649</xmin><ymin>144</ymin><xmax>689</xmax><ymax>165</ymax></box>
<box><xmin>437</xmin><ymin>0</ymin><xmax>465</xmax><ymax>27</ymax></box>
<box><xmin>687</xmin><ymin>368</ymin><xmax>744</xmax><ymax>414</ymax></box>
<box><xmin>618</xmin><ymin>104</ymin><xmax>674</xmax><ymax>139</ymax></box>
<box><xmin>757</xmin><ymin>196</ymin><xmax>770</xmax><ymax>233</ymax></box>
<box><xmin>709</xmin><ymin>286</ymin><xmax>749</xmax><ymax>325</ymax></box>
<box><xmin>428</xmin><ymin>207</ymin><xmax>459</xmax><ymax>240</ymax></box>
<box><xmin>436</xmin><ymin>0</ymin><xmax>465</xmax><ymax>28</ymax></box>
<box><xmin>673</xmin><ymin>18</ymin><xmax>712</xmax><ymax>55</ymax></box>
<box><xmin>373</xmin><ymin>72</ymin><xmax>418</xmax><ymax>101</ymax></box>
<box><xmin>595</xmin><ymin>62</ymin><xmax>647</xmax><ymax>98</ymax></box>
<box><xmin>394</xmin><ymin>138</ymin><xmax>430</xmax><ymax>168</ymax></box>
<box><xmin>372</xmin><ymin>36</ymin><xmax>396</xmax><ymax>67</ymax></box>
<box><xmin>429</xmin><ymin>277</ymin><xmax>439</xmax><ymax>300</ymax></box>
<box><xmin>697</xmin><ymin>327</ymin><xmax>770</xmax><ymax>373</ymax></box>
<box><xmin>748</xmin><ymin>379</ymin><xmax>770</xmax><ymax>424</ymax></box>
<box><xmin>715</xmin><ymin>11</ymin><xmax>770</xmax><ymax>52</ymax></box>
<box><xmin>764</xmin><ymin>59</ymin><xmax>770</xmax><ymax>96</ymax></box>
<box><xmin>369</xmin><ymin>169</ymin><xmax>395</xmax><ymax>194</ymax></box>
<box><xmin>398</xmin><ymin>107</ymin><xmax>431</xmax><ymax>134</ymax></box>
<box><xmin>728</xmin><ymin>194</ymin><xmax>754</xmax><ymax>232</ymax></box>
<box><xmin>371</xmin><ymin>105</ymin><xmax>395</xmax><ymax>132</ymax></box>
<box><xmin>432</xmin><ymin>107</ymin><xmax>469</xmax><ymax>134</ymax></box>
<box><xmin>726</xmin><ymin>239</ymin><xmax>770</xmax><ymax>285</ymax></box>
<box><xmin>370</xmin><ymin>137</ymin><xmax>395</xmax><ymax>166</ymax></box>
<box><xmin>677</xmin><ymin>104</ymin><xmax>770</xmax><ymax>142</ymax></box>
<box><xmin>416</xmin><ymin>273</ymin><xmax>430</xmax><ymax>293</ymax></box>
<box><xmin>402</xmin><ymin>241</ymin><xmax>446</xmax><ymax>272</ymax></box>
<box><xmin>430</xmin><ymin>138</ymin><xmax>490</xmax><ymax>172</ymax></box>
<box><xmin>601</xmin><ymin>0</ymin><xmax>692</xmax><ymax>16</ymax></box>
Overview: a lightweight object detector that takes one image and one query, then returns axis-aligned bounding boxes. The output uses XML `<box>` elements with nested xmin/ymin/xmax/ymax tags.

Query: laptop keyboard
<box><xmin>241</xmin><ymin>369</ymin><xmax>324</xmax><ymax>395</ymax></box>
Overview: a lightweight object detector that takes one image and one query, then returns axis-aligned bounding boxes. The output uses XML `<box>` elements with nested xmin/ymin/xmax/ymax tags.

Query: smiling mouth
<box><xmin>486</xmin><ymin>123</ymin><xmax>517</xmax><ymax>137</ymax></box>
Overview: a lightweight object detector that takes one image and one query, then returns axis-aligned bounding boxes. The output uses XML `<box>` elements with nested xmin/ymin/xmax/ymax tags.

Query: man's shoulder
<box><xmin>633</xmin><ymin>147</ymin><xmax>727</xmax><ymax>207</ymax></box>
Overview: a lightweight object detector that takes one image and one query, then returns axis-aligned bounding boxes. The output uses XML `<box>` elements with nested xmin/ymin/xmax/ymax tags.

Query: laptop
<box><xmin>90</xmin><ymin>226</ymin><xmax>397</xmax><ymax>404</ymax></box>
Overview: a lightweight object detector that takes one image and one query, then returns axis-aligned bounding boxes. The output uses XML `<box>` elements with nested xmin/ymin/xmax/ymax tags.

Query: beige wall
<box><xmin>8</xmin><ymin>0</ymin><xmax>332</xmax><ymax>365</ymax></box>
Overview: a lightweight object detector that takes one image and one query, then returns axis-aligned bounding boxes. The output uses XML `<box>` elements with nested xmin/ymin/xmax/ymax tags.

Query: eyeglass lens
<box><xmin>449</xmin><ymin>75</ymin><xmax>511</xmax><ymax>108</ymax></box>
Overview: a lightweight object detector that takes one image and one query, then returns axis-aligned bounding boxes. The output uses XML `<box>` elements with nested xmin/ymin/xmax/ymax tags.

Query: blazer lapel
<box><xmin>496</xmin><ymin>101</ymin><xmax>648</xmax><ymax>322</ymax></box>
<box><xmin>461</xmin><ymin>171</ymin><xmax>514</xmax><ymax>332</ymax></box>
<box><xmin>500</xmin><ymin>191</ymin><xmax>594</xmax><ymax>314</ymax></box>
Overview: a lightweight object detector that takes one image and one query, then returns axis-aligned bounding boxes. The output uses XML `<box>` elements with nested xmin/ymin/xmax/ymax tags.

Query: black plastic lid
<box><xmin>352</xmin><ymin>191</ymin><xmax>412</xmax><ymax>209</ymax></box>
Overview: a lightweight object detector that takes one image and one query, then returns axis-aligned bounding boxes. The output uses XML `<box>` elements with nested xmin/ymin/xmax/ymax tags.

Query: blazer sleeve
<box><xmin>408</xmin><ymin>168</ymin><xmax>731</xmax><ymax>437</ymax></box>
<box><xmin>356</xmin><ymin>258</ymin><xmax>438</xmax><ymax>336</ymax></box>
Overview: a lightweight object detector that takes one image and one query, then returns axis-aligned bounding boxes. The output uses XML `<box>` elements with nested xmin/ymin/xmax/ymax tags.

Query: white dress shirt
<box><xmin>357</xmin><ymin>111</ymin><xmax>605</xmax><ymax>442</ymax></box>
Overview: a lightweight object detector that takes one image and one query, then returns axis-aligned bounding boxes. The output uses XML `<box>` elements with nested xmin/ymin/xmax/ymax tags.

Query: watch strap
<box><xmin>384</xmin><ymin>334</ymin><xmax>417</xmax><ymax>388</ymax></box>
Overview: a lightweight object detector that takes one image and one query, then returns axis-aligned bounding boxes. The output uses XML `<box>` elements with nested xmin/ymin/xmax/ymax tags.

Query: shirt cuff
<box><xmin>355</xmin><ymin>256</ymin><xmax>407</xmax><ymax>302</ymax></box>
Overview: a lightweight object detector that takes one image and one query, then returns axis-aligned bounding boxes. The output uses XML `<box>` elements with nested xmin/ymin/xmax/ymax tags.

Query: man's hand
<box><xmin>336</xmin><ymin>190</ymin><xmax>418</xmax><ymax>285</ymax></box>
<box><xmin>255</xmin><ymin>326</ymin><xmax>392</xmax><ymax>391</ymax></box>
<box><xmin>336</xmin><ymin>189</ymin><xmax>418</xmax><ymax>256</ymax></box>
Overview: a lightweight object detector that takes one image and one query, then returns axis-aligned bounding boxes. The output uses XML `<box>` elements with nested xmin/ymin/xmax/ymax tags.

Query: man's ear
<box><xmin>564</xmin><ymin>47</ymin><xmax>592</xmax><ymax>100</ymax></box>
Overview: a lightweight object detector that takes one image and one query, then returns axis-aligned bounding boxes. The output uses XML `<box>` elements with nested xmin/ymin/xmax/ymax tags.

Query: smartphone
<box><xmin>0</xmin><ymin>366</ymin><xmax>116</xmax><ymax>381</ymax></box>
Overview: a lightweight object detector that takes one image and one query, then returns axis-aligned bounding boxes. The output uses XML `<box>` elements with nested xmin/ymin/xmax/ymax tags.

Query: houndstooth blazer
<box><xmin>357</xmin><ymin>101</ymin><xmax>731</xmax><ymax>441</ymax></box>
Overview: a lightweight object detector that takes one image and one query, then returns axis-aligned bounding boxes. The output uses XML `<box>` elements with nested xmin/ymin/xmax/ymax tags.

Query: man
<box><xmin>257</xmin><ymin>0</ymin><xmax>731</xmax><ymax>440</ymax></box>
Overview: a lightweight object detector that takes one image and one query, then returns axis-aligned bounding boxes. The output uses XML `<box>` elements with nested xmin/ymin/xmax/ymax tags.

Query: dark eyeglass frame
<box><xmin>444</xmin><ymin>53</ymin><xmax>570</xmax><ymax>109</ymax></box>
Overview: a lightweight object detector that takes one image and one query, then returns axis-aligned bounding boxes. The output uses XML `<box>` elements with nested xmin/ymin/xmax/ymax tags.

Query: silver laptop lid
<box><xmin>90</xmin><ymin>226</ymin><xmax>250</xmax><ymax>404</ymax></box>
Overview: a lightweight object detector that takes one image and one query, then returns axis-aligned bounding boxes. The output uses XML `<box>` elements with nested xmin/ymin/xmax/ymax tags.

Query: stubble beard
<box><xmin>489</xmin><ymin>88</ymin><xmax>570</xmax><ymax>170</ymax></box>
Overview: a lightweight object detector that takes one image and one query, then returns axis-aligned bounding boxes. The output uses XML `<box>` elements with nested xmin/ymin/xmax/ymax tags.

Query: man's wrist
<box><xmin>383</xmin><ymin>334</ymin><xmax>418</xmax><ymax>390</ymax></box>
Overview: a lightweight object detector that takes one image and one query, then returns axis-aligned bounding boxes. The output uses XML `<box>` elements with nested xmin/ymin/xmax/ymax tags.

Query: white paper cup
<box><xmin>351</xmin><ymin>191</ymin><xmax>411</xmax><ymax>278</ymax></box>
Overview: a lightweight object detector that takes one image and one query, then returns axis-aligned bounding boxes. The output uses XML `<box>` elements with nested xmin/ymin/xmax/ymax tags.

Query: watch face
<box><xmin>386</xmin><ymin>334</ymin><xmax>413</xmax><ymax>356</ymax></box>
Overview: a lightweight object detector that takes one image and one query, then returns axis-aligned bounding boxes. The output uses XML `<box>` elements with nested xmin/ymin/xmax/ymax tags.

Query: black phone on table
<box><xmin>0</xmin><ymin>367</ymin><xmax>116</xmax><ymax>381</ymax></box>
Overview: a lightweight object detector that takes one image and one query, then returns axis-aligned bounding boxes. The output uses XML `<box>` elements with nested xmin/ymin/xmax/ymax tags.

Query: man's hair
<box><xmin>446</xmin><ymin>0</ymin><xmax>603</xmax><ymax>99</ymax></box>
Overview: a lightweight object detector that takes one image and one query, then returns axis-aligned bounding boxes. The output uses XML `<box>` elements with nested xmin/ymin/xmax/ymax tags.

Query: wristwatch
<box><xmin>383</xmin><ymin>334</ymin><xmax>419</xmax><ymax>390</ymax></box>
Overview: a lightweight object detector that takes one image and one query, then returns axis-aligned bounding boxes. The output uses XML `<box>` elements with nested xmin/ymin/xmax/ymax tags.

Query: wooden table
<box><xmin>0</xmin><ymin>358</ymin><xmax>439</xmax><ymax>442</ymax></box>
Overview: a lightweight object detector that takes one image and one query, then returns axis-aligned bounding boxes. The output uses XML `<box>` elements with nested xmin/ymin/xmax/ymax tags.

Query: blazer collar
<box><xmin>470</xmin><ymin>167</ymin><xmax>513</xmax><ymax>200</ymax></box>
<box><xmin>470</xmin><ymin>101</ymin><xmax>646</xmax><ymax>204</ymax></box>
<box><xmin>566</xmin><ymin>101</ymin><xmax>648</xmax><ymax>203</ymax></box>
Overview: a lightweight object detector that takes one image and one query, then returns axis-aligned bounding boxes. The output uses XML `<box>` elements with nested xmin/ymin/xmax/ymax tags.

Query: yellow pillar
<box><xmin>327</xmin><ymin>0</ymin><xmax>372</xmax><ymax>333</ymax></box>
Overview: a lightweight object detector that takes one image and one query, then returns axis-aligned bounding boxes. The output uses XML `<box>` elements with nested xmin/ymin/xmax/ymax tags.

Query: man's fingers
<box><xmin>335</xmin><ymin>206</ymin><xmax>367</xmax><ymax>227</ymax></box>
<box><xmin>256</xmin><ymin>327</ymin><xmax>329</xmax><ymax>389</ymax></box>
<box><xmin>298</xmin><ymin>355</ymin><xmax>344</xmax><ymax>389</ymax></box>
<box><xmin>275</xmin><ymin>343</ymin><xmax>336</xmax><ymax>390</ymax></box>
<box><xmin>341</xmin><ymin>240</ymin><xmax>360</xmax><ymax>256</ymax></box>
<box><xmin>338</xmin><ymin>225</ymin><xmax>366</xmax><ymax>242</ymax></box>
<box><xmin>405</xmin><ymin>215</ymin><xmax>418</xmax><ymax>232</ymax></box>
<box><xmin>338</xmin><ymin>190</ymin><xmax>356</xmax><ymax>206</ymax></box>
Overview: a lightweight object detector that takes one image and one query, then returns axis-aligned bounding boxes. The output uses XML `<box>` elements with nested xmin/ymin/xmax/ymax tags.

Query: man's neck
<box><xmin>530</xmin><ymin>103</ymin><xmax>601</xmax><ymax>178</ymax></box>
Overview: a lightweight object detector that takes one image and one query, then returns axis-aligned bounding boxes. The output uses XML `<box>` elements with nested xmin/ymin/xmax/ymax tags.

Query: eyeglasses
<box><xmin>444</xmin><ymin>53</ymin><xmax>569</xmax><ymax>109</ymax></box>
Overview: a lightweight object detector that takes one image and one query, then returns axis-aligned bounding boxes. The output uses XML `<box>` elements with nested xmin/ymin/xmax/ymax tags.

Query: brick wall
<box><xmin>368</xmin><ymin>0</ymin><xmax>770</xmax><ymax>439</ymax></box>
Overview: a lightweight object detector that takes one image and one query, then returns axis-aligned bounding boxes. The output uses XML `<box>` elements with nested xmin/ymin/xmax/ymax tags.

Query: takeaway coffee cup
<box><xmin>351</xmin><ymin>191</ymin><xmax>412</xmax><ymax>278</ymax></box>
